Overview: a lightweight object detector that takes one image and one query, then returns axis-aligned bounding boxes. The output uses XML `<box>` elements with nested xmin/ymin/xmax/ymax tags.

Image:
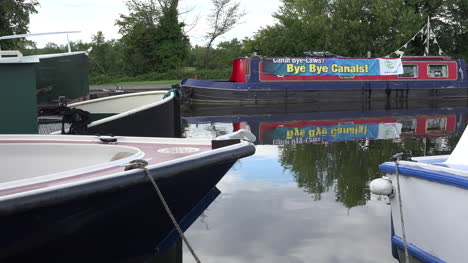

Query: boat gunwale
<box><xmin>379</xmin><ymin>160</ymin><xmax>468</xmax><ymax>189</ymax></box>
<box><xmin>88</xmin><ymin>90</ymin><xmax>174</xmax><ymax>128</ymax></box>
<box><xmin>392</xmin><ymin>236</ymin><xmax>445</xmax><ymax>263</ymax></box>
<box><xmin>51</xmin><ymin>90</ymin><xmax>175</xmax><ymax>133</ymax></box>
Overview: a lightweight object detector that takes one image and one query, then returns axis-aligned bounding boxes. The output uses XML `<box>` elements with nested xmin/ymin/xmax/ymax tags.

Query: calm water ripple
<box><xmin>180</xmin><ymin>104</ymin><xmax>466</xmax><ymax>262</ymax></box>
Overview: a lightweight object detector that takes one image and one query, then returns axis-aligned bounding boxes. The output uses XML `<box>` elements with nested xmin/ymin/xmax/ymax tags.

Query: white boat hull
<box><xmin>387</xmin><ymin>171</ymin><xmax>467</xmax><ymax>262</ymax></box>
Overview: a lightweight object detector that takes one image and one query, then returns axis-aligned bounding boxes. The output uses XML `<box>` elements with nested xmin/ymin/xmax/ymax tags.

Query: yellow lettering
<box><xmin>309</xmin><ymin>64</ymin><xmax>317</xmax><ymax>73</ymax></box>
<box><xmin>316</xmin><ymin>127</ymin><xmax>322</xmax><ymax>136</ymax></box>
<box><xmin>357</xmin><ymin>126</ymin><xmax>365</xmax><ymax>134</ymax></box>
<box><xmin>309</xmin><ymin>129</ymin><xmax>315</xmax><ymax>137</ymax></box>
<box><xmin>309</xmin><ymin>64</ymin><xmax>329</xmax><ymax>74</ymax></box>
<box><xmin>332</xmin><ymin>64</ymin><xmax>339</xmax><ymax>72</ymax></box>
<box><xmin>322</xmin><ymin>128</ymin><xmax>328</xmax><ymax>135</ymax></box>
<box><xmin>286</xmin><ymin>64</ymin><xmax>294</xmax><ymax>73</ymax></box>
<box><xmin>300</xmin><ymin>128</ymin><xmax>305</xmax><ymax>136</ymax></box>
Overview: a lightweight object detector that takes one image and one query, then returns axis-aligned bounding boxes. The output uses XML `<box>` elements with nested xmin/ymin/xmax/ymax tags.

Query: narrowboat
<box><xmin>43</xmin><ymin>90</ymin><xmax>181</xmax><ymax>138</ymax></box>
<box><xmin>0</xmin><ymin>133</ymin><xmax>256</xmax><ymax>262</ymax></box>
<box><xmin>370</xmin><ymin>124</ymin><xmax>468</xmax><ymax>263</ymax></box>
<box><xmin>0</xmin><ymin>32</ymin><xmax>89</xmax><ymax>109</ymax></box>
<box><xmin>179</xmin><ymin>55</ymin><xmax>468</xmax><ymax>105</ymax></box>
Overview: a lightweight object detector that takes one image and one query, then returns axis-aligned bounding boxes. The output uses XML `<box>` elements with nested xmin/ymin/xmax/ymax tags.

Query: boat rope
<box><xmin>88</xmin><ymin>54</ymin><xmax>122</xmax><ymax>91</ymax></box>
<box><xmin>125</xmin><ymin>159</ymin><xmax>201</xmax><ymax>263</ymax></box>
<box><xmin>393</xmin><ymin>153</ymin><xmax>409</xmax><ymax>263</ymax></box>
<box><xmin>163</xmin><ymin>86</ymin><xmax>183</xmax><ymax>100</ymax></box>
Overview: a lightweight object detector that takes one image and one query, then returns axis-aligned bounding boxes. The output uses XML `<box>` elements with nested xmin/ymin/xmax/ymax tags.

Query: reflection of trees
<box><xmin>279</xmin><ymin>136</ymin><xmax>461</xmax><ymax>208</ymax></box>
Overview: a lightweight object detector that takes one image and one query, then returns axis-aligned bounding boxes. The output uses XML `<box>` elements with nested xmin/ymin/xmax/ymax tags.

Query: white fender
<box><xmin>370</xmin><ymin>177</ymin><xmax>394</xmax><ymax>196</ymax></box>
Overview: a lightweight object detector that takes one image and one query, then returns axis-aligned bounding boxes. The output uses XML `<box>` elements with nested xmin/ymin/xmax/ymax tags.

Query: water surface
<box><xmin>180</xmin><ymin>105</ymin><xmax>466</xmax><ymax>262</ymax></box>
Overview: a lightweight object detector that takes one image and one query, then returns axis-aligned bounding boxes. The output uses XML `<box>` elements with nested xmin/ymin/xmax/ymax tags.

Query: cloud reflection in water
<box><xmin>183</xmin><ymin>145</ymin><xmax>394</xmax><ymax>263</ymax></box>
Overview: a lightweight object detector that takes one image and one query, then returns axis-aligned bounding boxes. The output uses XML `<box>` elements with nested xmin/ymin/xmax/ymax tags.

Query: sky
<box><xmin>28</xmin><ymin>0</ymin><xmax>281</xmax><ymax>48</ymax></box>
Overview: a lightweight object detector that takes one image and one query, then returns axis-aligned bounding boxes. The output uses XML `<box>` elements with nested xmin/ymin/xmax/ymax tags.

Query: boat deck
<box><xmin>0</xmin><ymin>137</ymin><xmax>214</xmax><ymax>200</ymax></box>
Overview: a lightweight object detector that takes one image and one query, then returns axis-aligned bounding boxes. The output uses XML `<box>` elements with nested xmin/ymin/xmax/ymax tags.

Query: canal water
<box><xmin>179</xmin><ymin>104</ymin><xmax>466</xmax><ymax>263</ymax></box>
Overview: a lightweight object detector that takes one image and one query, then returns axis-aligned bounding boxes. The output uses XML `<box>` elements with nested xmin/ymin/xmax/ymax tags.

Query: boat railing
<box><xmin>0</xmin><ymin>50</ymin><xmax>22</xmax><ymax>58</ymax></box>
<box><xmin>0</xmin><ymin>31</ymin><xmax>81</xmax><ymax>53</ymax></box>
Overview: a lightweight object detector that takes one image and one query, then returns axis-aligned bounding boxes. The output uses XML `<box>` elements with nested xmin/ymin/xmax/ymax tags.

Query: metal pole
<box><xmin>393</xmin><ymin>153</ymin><xmax>409</xmax><ymax>263</ymax></box>
<box><xmin>67</xmin><ymin>34</ymin><xmax>71</xmax><ymax>53</ymax></box>
<box><xmin>425</xmin><ymin>16</ymin><xmax>430</xmax><ymax>56</ymax></box>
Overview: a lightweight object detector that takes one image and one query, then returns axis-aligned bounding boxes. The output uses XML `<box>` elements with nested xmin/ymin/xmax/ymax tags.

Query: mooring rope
<box><xmin>393</xmin><ymin>154</ymin><xmax>409</xmax><ymax>263</ymax></box>
<box><xmin>125</xmin><ymin>159</ymin><xmax>201</xmax><ymax>263</ymax></box>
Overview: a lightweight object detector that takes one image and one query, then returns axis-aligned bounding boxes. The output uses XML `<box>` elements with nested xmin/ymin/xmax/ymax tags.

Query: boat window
<box><xmin>397</xmin><ymin>119</ymin><xmax>416</xmax><ymax>133</ymax></box>
<box><xmin>398</xmin><ymin>65</ymin><xmax>418</xmax><ymax>78</ymax></box>
<box><xmin>428</xmin><ymin>65</ymin><xmax>448</xmax><ymax>78</ymax></box>
<box><xmin>426</xmin><ymin>118</ymin><xmax>447</xmax><ymax>132</ymax></box>
<box><xmin>245</xmin><ymin>61</ymin><xmax>251</xmax><ymax>76</ymax></box>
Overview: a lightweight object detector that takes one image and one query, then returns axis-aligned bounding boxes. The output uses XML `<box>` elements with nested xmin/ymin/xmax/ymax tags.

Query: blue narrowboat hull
<box><xmin>179</xmin><ymin>56</ymin><xmax>468</xmax><ymax>105</ymax></box>
<box><xmin>180</xmin><ymin>79</ymin><xmax>468</xmax><ymax>105</ymax></box>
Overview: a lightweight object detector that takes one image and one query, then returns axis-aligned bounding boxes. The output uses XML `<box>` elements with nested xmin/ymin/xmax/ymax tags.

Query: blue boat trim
<box><xmin>379</xmin><ymin>162</ymin><xmax>468</xmax><ymax>190</ymax></box>
<box><xmin>392</xmin><ymin>236</ymin><xmax>445</xmax><ymax>263</ymax></box>
<box><xmin>155</xmin><ymin>187</ymin><xmax>221</xmax><ymax>253</ymax></box>
<box><xmin>390</xmin><ymin>213</ymin><xmax>399</xmax><ymax>260</ymax></box>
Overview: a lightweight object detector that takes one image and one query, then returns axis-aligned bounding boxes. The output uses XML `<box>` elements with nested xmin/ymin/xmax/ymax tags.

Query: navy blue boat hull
<box><xmin>180</xmin><ymin>80</ymin><xmax>468</xmax><ymax>105</ymax></box>
<box><xmin>0</xmin><ymin>144</ymin><xmax>255</xmax><ymax>262</ymax></box>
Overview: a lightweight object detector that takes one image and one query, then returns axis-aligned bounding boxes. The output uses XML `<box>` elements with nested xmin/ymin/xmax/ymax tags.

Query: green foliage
<box><xmin>0</xmin><ymin>0</ymin><xmax>39</xmax><ymax>49</ymax></box>
<box><xmin>90</xmin><ymin>68</ymin><xmax>231</xmax><ymax>85</ymax></box>
<box><xmin>188</xmin><ymin>39</ymin><xmax>247</xmax><ymax>69</ymax></box>
<box><xmin>152</xmin><ymin>5</ymin><xmax>190</xmax><ymax>72</ymax></box>
<box><xmin>279</xmin><ymin>136</ymin><xmax>458</xmax><ymax>208</ymax></box>
<box><xmin>204</xmin><ymin>0</ymin><xmax>246</xmax><ymax>66</ymax></box>
<box><xmin>87</xmin><ymin>32</ymin><xmax>126</xmax><ymax>77</ymax></box>
<box><xmin>14</xmin><ymin>0</ymin><xmax>467</xmax><ymax>84</ymax></box>
<box><xmin>429</xmin><ymin>0</ymin><xmax>468</xmax><ymax>59</ymax></box>
<box><xmin>245</xmin><ymin>0</ymin><xmax>467</xmax><ymax>59</ymax></box>
<box><xmin>116</xmin><ymin>0</ymin><xmax>189</xmax><ymax>76</ymax></box>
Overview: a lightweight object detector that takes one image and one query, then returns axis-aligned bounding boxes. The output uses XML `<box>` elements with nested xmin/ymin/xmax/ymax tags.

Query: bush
<box><xmin>89</xmin><ymin>68</ymin><xmax>232</xmax><ymax>85</ymax></box>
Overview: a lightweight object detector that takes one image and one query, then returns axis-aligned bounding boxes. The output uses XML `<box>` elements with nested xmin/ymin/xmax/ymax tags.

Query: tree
<box><xmin>153</xmin><ymin>0</ymin><xmax>190</xmax><ymax>72</ymax></box>
<box><xmin>188</xmin><ymin>38</ymin><xmax>244</xmax><ymax>69</ymax></box>
<box><xmin>116</xmin><ymin>0</ymin><xmax>189</xmax><ymax>75</ymax></box>
<box><xmin>244</xmin><ymin>0</ymin><xmax>331</xmax><ymax>57</ymax></box>
<box><xmin>204</xmin><ymin>0</ymin><xmax>245</xmax><ymax>65</ymax></box>
<box><xmin>427</xmin><ymin>0</ymin><xmax>468</xmax><ymax>59</ymax></box>
<box><xmin>278</xmin><ymin>135</ymin><xmax>454</xmax><ymax>208</ymax></box>
<box><xmin>0</xmin><ymin>0</ymin><xmax>39</xmax><ymax>49</ymax></box>
<box><xmin>245</xmin><ymin>0</ymin><xmax>467</xmax><ymax>59</ymax></box>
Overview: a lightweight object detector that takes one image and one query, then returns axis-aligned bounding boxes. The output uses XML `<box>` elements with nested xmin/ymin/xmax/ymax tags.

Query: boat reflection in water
<box><xmin>183</xmin><ymin>105</ymin><xmax>467</xmax><ymax>207</ymax></box>
<box><xmin>183</xmin><ymin>104</ymin><xmax>467</xmax><ymax>144</ymax></box>
<box><xmin>181</xmin><ymin>103</ymin><xmax>467</xmax><ymax>262</ymax></box>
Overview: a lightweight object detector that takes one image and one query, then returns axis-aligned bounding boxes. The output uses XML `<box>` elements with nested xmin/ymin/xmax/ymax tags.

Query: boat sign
<box><xmin>263</xmin><ymin>58</ymin><xmax>403</xmax><ymax>76</ymax></box>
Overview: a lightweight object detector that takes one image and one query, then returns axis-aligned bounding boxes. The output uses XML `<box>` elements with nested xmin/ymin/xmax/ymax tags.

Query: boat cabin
<box><xmin>228</xmin><ymin>56</ymin><xmax>467</xmax><ymax>84</ymax></box>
